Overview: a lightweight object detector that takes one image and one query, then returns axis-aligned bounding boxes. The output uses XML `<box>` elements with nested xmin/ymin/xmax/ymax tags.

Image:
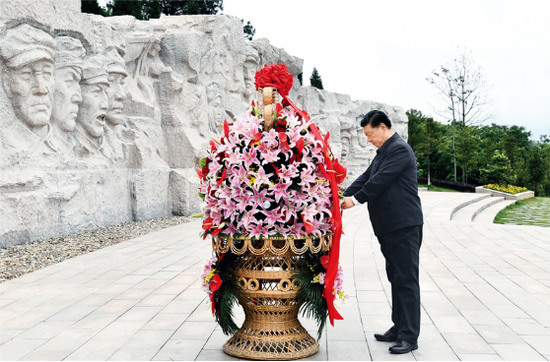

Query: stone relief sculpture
<box><xmin>0</xmin><ymin>24</ymin><xmax>56</xmax><ymax>157</ymax></box>
<box><xmin>102</xmin><ymin>47</ymin><xmax>129</xmax><ymax>163</ymax></box>
<box><xmin>73</xmin><ymin>55</ymin><xmax>109</xmax><ymax>159</ymax></box>
<box><xmin>51</xmin><ymin>36</ymin><xmax>85</xmax><ymax>156</ymax></box>
<box><xmin>0</xmin><ymin>2</ymin><xmax>408</xmax><ymax>247</ymax></box>
<box><xmin>206</xmin><ymin>82</ymin><xmax>224</xmax><ymax>134</ymax></box>
<box><xmin>243</xmin><ymin>45</ymin><xmax>259</xmax><ymax>104</ymax></box>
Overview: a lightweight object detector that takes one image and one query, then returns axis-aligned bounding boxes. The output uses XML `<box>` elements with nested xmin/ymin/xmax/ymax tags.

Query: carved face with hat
<box><xmin>104</xmin><ymin>48</ymin><xmax>128</xmax><ymax>127</ymax></box>
<box><xmin>52</xmin><ymin>36</ymin><xmax>85</xmax><ymax>133</ymax></box>
<box><xmin>0</xmin><ymin>24</ymin><xmax>56</xmax><ymax>130</ymax></box>
<box><xmin>76</xmin><ymin>55</ymin><xmax>109</xmax><ymax>139</ymax></box>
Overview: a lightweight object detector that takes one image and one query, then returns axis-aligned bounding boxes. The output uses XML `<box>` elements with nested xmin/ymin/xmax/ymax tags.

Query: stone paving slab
<box><xmin>1</xmin><ymin>191</ymin><xmax>550</xmax><ymax>361</ymax></box>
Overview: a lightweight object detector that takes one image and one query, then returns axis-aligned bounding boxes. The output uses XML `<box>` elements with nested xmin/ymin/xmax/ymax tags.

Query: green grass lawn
<box><xmin>494</xmin><ymin>197</ymin><xmax>550</xmax><ymax>227</ymax></box>
<box><xmin>418</xmin><ymin>184</ymin><xmax>461</xmax><ymax>193</ymax></box>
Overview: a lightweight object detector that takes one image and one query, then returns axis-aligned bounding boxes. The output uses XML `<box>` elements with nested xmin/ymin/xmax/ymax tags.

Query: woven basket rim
<box><xmin>217</xmin><ymin>233</ymin><xmax>332</xmax><ymax>241</ymax></box>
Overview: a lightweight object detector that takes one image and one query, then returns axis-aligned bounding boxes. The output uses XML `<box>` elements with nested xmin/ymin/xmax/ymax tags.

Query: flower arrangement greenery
<box><xmin>200</xmin><ymin>252</ymin><xmax>241</xmax><ymax>335</ymax></box>
<box><xmin>293</xmin><ymin>251</ymin><xmax>347</xmax><ymax>339</ymax></box>
<box><xmin>484</xmin><ymin>183</ymin><xmax>528</xmax><ymax>194</ymax></box>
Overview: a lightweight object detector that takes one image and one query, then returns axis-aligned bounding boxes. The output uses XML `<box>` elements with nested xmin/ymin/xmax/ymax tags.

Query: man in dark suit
<box><xmin>342</xmin><ymin>110</ymin><xmax>423</xmax><ymax>354</ymax></box>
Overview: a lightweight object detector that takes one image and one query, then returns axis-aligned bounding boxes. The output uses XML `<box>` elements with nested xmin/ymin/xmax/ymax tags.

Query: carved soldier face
<box><xmin>3</xmin><ymin>59</ymin><xmax>54</xmax><ymax>128</ymax></box>
<box><xmin>77</xmin><ymin>81</ymin><xmax>108</xmax><ymax>139</ymax></box>
<box><xmin>105</xmin><ymin>72</ymin><xmax>126</xmax><ymax>126</ymax></box>
<box><xmin>52</xmin><ymin>66</ymin><xmax>82</xmax><ymax>132</ymax></box>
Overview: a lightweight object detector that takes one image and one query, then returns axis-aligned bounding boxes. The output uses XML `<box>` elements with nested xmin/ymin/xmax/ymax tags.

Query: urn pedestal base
<box><xmin>223</xmin><ymin>317</ymin><xmax>318</xmax><ymax>360</ymax></box>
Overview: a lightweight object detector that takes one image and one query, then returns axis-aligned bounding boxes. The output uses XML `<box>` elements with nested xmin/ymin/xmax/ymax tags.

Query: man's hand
<box><xmin>342</xmin><ymin>197</ymin><xmax>355</xmax><ymax>210</ymax></box>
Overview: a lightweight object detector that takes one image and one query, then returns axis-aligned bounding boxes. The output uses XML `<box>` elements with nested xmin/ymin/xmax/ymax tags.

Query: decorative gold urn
<box><xmin>212</xmin><ymin>234</ymin><xmax>332</xmax><ymax>360</ymax></box>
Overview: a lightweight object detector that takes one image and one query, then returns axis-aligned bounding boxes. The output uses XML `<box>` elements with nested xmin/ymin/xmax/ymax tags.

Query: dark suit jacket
<box><xmin>344</xmin><ymin>133</ymin><xmax>423</xmax><ymax>236</ymax></box>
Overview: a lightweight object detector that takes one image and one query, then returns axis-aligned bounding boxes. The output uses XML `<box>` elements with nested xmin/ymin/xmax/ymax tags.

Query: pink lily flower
<box><xmin>208</xmin><ymin>159</ymin><xmax>223</xmax><ymax>176</ymax></box>
<box><xmin>251</xmin><ymin>167</ymin><xmax>273</xmax><ymax>190</ymax></box>
<box><xmin>287</xmin><ymin>128</ymin><xmax>303</xmax><ymax>147</ymax></box>
<box><xmin>249</xmin><ymin>222</ymin><xmax>269</xmax><ymax>239</ymax></box>
<box><xmin>242</xmin><ymin>147</ymin><xmax>258</xmax><ymax>169</ymax></box>
<box><xmin>227</xmin><ymin>149</ymin><xmax>241</xmax><ymax>165</ymax></box>
<box><xmin>262</xmin><ymin>149</ymin><xmax>279</xmax><ymax>164</ymax></box>
<box><xmin>271</xmin><ymin>180</ymin><xmax>291</xmax><ymax>203</ymax></box>
<box><xmin>238</xmin><ymin>212</ymin><xmax>256</xmax><ymax>230</ymax></box>
<box><xmin>262</xmin><ymin>128</ymin><xmax>279</xmax><ymax>148</ymax></box>
<box><xmin>278</xmin><ymin>164</ymin><xmax>299</xmax><ymax>179</ymax></box>
<box><xmin>263</xmin><ymin>209</ymin><xmax>283</xmax><ymax>228</ymax></box>
<box><xmin>300</xmin><ymin>169</ymin><xmax>316</xmax><ymax>185</ymax></box>
<box><xmin>249</xmin><ymin>187</ymin><xmax>268</xmax><ymax>205</ymax></box>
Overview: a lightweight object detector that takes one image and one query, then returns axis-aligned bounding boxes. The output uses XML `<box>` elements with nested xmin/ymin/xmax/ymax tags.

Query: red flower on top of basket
<box><xmin>254</xmin><ymin>63</ymin><xmax>293</xmax><ymax>97</ymax></box>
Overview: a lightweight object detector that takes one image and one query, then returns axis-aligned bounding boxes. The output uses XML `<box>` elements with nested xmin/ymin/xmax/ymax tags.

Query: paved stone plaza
<box><xmin>1</xmin><ymin>191</ymin><xmax>549</xmax><ymax>361</ymax></box>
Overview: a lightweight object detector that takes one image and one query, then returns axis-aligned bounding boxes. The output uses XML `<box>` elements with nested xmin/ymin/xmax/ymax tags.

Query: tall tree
<box><xmin>310</xmin><ymin>67</ymin><xmax>323</xmax><ymax>90</ymax></box>
<box><xmin>427</xmin><ymin>48</ymin><xmax>494</xmax><ymax>182</ymax></box>
<box><xmin>452</xmin><ymin>49</ymin><xmax>494</xmax><ymax>128</ymax></box>
<box><xmin>479</xmin><ymin>150</ymin><xmax>515</xmax><ymax>185</ymax></box>
<box><xmin>103</xmin><ymin>0</ymin><xmax>222</xmax><ymax>19</ymax></box>
<box><xmin>406</xmin><ymin>109</ymin><xmax>426</xmax><ymax>155</ymax></box>
<box><xmin>503</xmin><ymin>125</ymin><xmax>531</xmax><ymax>171</ymax></box>
<box><xmin>427</xmin><ymin>66</ymin><xmax>458</xmax><ymax>181</ymax></box>
<box><xmin>159</xmin><ymin>0</ymin><xmax>223</xmax><ymax>15</ymax></box>
<box><xmin>81</xmin><ymin>0</ymin><xmax>107</xmax><ymax>15</ymax></box>
<box><xmin>455</xmin><ymin>126</ymin><xmax>480</xmax><ymax>184</ymax></box>
<box><xmin>419</xmin><ymin>118</ymin><xmax>443</xmax><ymax>185</ymax></box>
<box><xmin>524</xmin><ymin>145</ymin><xmax>549</xmax><ymax>196</ymax></box>
<box><xmin>108</xmin><ymin>0</ymin><xmax>161</xmax><ymax>20</ymax></box>
<box><xmin>242</xmin><ymin>20</ymin><xmax>255</xmax><ymax>41</ymax></box>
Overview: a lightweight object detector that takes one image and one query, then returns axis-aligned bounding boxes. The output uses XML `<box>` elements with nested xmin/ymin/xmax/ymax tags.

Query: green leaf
<box><xmin>191</xmin><ymin>213</ymin><xmax>204</xmax><ymax>218</ymax></box>
<box><xmin>199</xmin><ymin>157</ymin><xmax>208</xmax><ymax>169</ymax></box>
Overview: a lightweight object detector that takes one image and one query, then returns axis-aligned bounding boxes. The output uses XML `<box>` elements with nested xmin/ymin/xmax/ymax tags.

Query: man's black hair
<box><xmin>360</xmin><ymin>110</ymin><xmax>392</xmax><ymax>129</ymax></box>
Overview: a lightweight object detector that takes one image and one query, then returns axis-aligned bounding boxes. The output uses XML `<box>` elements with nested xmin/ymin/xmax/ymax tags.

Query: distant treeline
<box><xmin>407</xmin><ymin>109</ymin><xmax>550</xmax><ymax>197</ymax></box>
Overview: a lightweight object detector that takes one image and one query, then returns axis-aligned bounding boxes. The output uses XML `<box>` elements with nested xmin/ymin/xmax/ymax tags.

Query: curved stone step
<box><xmin>449</xmin><ymin>194</ymin><xmax>491</xmax><ymax>220</ymax></box>
<box><xmin>451</xmin><ymin>196</ymin><xmax>505</xmax><ymax>222</ymax></box>
<box><xmin>473</xmin><ymin>199</ymin><xmax>517</xmax><ymax>223</ymax></box>
<box><xmin>420</xmin><ymin>192</ymin><xmax>491</xmax><ymax>222</ymax></box>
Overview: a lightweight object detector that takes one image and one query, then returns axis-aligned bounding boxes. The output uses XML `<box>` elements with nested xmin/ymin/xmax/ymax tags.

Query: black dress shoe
<box><xmin>374</xmin><ymin>330</ymin><xmax>397</xmax><ymax>342</ymax></box>
<box><xmin>389</xmin><ymin>339</ymin><xmax>418</xmax><ymax>354</ymax></box>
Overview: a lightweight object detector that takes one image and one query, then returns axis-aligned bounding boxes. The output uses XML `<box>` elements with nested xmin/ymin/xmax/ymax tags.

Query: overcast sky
<box><xmin>222</xmin><ymin>0</ymin><xmax>550</xmax><ymax>140</ymax></box>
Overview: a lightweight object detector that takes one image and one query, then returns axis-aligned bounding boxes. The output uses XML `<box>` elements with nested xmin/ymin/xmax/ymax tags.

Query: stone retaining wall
<box><xmin>475</xmin><ymin>186</ymin><xmax>535</xmax><ymax>201</ymax></box>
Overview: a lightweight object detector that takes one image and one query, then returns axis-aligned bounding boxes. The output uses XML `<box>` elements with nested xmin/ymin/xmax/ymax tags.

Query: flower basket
<box><xmin>199</xmin><ymin>64</ymin><xmax>347</xmax><ymax>360</ymax></box>
<box><xmin>214</xmin><ymin>234</ymin><xmax>332</xmax><ymax>360</ymax></box>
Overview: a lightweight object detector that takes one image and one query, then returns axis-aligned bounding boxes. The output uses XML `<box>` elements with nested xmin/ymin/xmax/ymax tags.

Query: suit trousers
<box><xmin>377</xmin><ymin>224</ymin><xmax>422</xmax><ymax>345</ymax></box>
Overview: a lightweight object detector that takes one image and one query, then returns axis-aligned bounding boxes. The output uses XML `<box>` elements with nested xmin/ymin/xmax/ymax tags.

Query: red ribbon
<box><xmin>282</xmin><ymin>95</ymin><xmax>344</xmax><ymax>326</ymax></box>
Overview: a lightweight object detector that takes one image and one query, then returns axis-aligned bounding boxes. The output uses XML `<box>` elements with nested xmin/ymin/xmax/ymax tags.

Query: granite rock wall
<box><xmin>0</xmin><ymin>0</ymin><xmax>408</xmax><ymax>247</ymax></box>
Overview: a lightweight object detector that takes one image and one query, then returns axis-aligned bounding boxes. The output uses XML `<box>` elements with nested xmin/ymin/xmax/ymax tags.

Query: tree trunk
<box><xmin>453</xmin><ymin>122</ymin><xmax>457</xmax><ymax>182</ymax></box>
<box><xmin>427</xmin><ymin>156</ymin><xmax>431</xmax><ymax>186</ymax></box>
